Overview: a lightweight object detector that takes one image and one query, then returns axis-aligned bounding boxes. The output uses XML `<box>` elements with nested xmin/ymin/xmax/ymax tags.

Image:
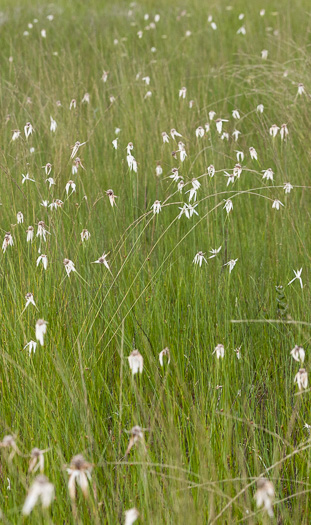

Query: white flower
<box><xmin>81</xmin><ymin>229</ymin><xmax>91</xmax><ymax>242</ymax></box>
<box><xmin>189</xmin><ymin>100</ymin><xmax>194</xmax><ymax>108</ymax></box>
<box><xmin>260</xmin><ymin>9</ymin><xmax>265</xmax><ymax>16</ymax></box>
<box><xmin>249</xmin><ymin>147</ymin><xmax>258</xmax><ymax>160</ymax></box>
<box><xmin>261</xmin><ymin>49</ymin><xmax>268</xmax><ymax>59</ymax></box>
<box><xmin>257</xmin><ymin>104</ymin><xmax>264</xmax><ymax>113</ymax></box>
<box><xmin>17</xmin><ymin>211</ymin><xmax>24</xmax><ymax>224</ymax></box>
<box><xmin>237</xmin><ymin>25</ymin><xmax>246</xmax><ymax>35</ymax></box>
<box><xmin>24</xmin><ymin>122</ymin><xmax>34</xmax><ymax>138</ymax></box>
<box><xmin>25</xmin><ymin>292</ymin><xmax>36</xmax><ymax>309</ymax></box>
<box><xmin>193</xmin><ymin>251</ymin><xmax>207</xmax><ymax>267</ymax></box>
<box><xmin>102</xmin><ymin>70</ymin><xmax>109</xmax><ymax>82</ymax></box>
<box><xmin>72</xmin><ymin>157</ymin><xmax>84</xmax><ymax>174</ymax></box>
<box><xmin>67</xmin><ymin>455</ymin><xmax>93</xmax><ymax>500</ymax></box>
<box><xmin>224</xmin><ymin>258</ymin><xmax>238</xmax><ymax>273</ymax></box>
<box><xmin>233</xmin><ymin>164</ymin><xmax>242</xmax><ymax>178</ymax></box>
<box><xmin>235</xmin><ymin>150</ymin><xmax>244</xmax><ymax>162</ymax></box>
<box><xmin>178</xmin><ymin>141</ymin><xmax>187</xmax><ymax>162</ymax></box>
<box><xmin>144</xmin><ymin>90</ymin><xmax>152</xmax><ymax>99</ymax></box>
<box><xmin>215</xmin><ymin>118</ymin><xmax>228</xmax><ymax>134</ymax></box>
<box><xmin>41</xmin><ymin>29</ymin><xmax>46</xmax><ymax>38</ymax></box>
<box><xmin>205</xmin><ymin>122</ymin><xmax>210</xmax><ymax>132</ymax></box>
<box><xmin>112</xmin><ymin>138</ymin><xmax>118</xmax><ymax>149</ymax></box>
<box><xmin>290</xmin><ymin>345</ymin><xmax>305</xmax><ymax>364</ymax></box>
<box><xmin>12</xmin><ymin>129</ymin><xmax>21</xmax><ymax>141</ymax></box>
<box><xmin>26</xmin><ymin>226</ymin><xmax>34</xmax><ymax>242</ymax></box>
<box><xmin>70</xmin><ymin>140</ymin><xmax>86</xmax><ymax>159</ymax></box>
<box><xmin>254</xmin><ymin>478</ymin><xmax>275</xmax><ymax>518</ymax></box>
<box><xmin>162</xmin><ymin>131</ymin><xmax>170</xmax><ymax>143</ymax></box>
<box><xmin>177</xmin><ymin>179</ymin><xmax>184</xmax><ymax>193</ymax></box>
<box><xmin>106</xmin><ymin>189</ymin><xmax>117</xmax><ymax>207</ymax></box>
<box><xmin>209</xmin><ymin>110</ymin><xmax>216</xmax><ymax>121</ymax></box>
<box><xmin>142</xmin><ymin>76</ymin><xmax>150</xmax><ymax>85</ymax></box>
<box><xmin>169</xmin><ymin>168</ymin><xmax>179</xmax><ymax>182</ymax></box>
<box><xmin>92</xmin><ymin>253</ymin><xmax>110</xmax><ymax>270</ymax></box>
<box><xmin>223</xmin><ymin>199</ymin><xmax>233</xmax><ymax>214</ymax></box>
<box><xmin>128</xmin><ymin>350</ymin><xmax>143</xmax><ymax>375</ymax></box>
<box><xmin>35</xmin><ymin>319</ymin><xmax>47</xmax><ymax>346</ymax></box>
<box><xmin>234</xmin><ymin>347</ymin><xmax>241</xmax><ymax>359</ymax></box>
<box><xmin>151</xmin><ymin>200</ymin><xmax>162</xmax><ymax>214</ymax></box>
<box><xmin>36</xmin><ymin>255</ymin><xmax>48</xmax><ymax>270</ymax></box>
<box><xmin>272</xmin><ymin>199</ymin><xmax>284</xmax><ymax>210</ymax></box>
<box><xmin>155</xmin><ymin>163</ymin><xmax>162</xmax><ymax>176</ymax></box>
<box><xmin>288</xmin><ymin>268</ymin><xmax>303</xmax><ymax>288</ymax></box>
<box><xmin>127</xmin><ymin>154</ymin><xmax>137</xmax><ymax>172</ymax></box>
<box><xmin>232</xmin><ymin>129</ymin><xmax>241</xmax><ymax>141</ymax></box>
<box><xmin>42</xmin><ymin>163</ymin><xmax>52</xmax><ymax>175</ymax></box>
<box><xmin>179</xmin><ymin>87</ymin><xmax>187</xmax><ymax>99</ymax></box>
<box><xmin>24</xmin><ymin>340</ymin><xmax>37</xmax><ymax>355</ymax></box>
<box><xmin>280</xmin><ymin>123</ymin><xmax>289</xmax><ymax>140</ymax></box>
<box><xmin>195</xmin><ymin>126</ymin><xmax>204</xmax><ymax>138</ymax></box>
<box><xmin>69</xmin><ymin>99</ymin><xmax>76</xmax><ymax>110</ymax></box>
<box><xmin>2</xmin><ymin>232</ymin><xmax>13</xmax><ymax>253</ymax></box>
<box><xmin>46</xmin><ymin>177</ymin><xmax>55</xmax><ymax>188</ymax></box>
<box><xmin>50</xmin><ymin>116</ymin><xmax>57</xmax><ymax>132</ymax></box>
<box><xmin>137</xmin><ymin>30</ymin><xmax>143</xmax><ymax>38</ymax></box>
<box><xmin>269</xmin><ymin>124</ymin><xmax>279</xmax><ymax>137</ymax></box>
<box><xmin>63</xmin><ymin>258</ymin><xmax>76</xmax><ymax>277</ymax></box>
<box><xmin>211</xmin><ymin>22</ymin><xmax>217</xmax><ymax>30</ymax></box>
<box><xmin>49</xmin><ymin>199</ymin><xmax>63</xmax><ymax>210</ymax></box>
<box><xmin>224</xmin><ymin>172</ymin><xmax>235</xmax><ymax>186</ymax></box>
<box><xmin>262</xmin><ymin>168</ymin><xmax>274</xmax><ymax>181</ymax></box>
<box><xmin>232</xmin><ymin>109</ymin><xmax>240</xmax><ymax>119</ymax></box>
<box><xmin>208</xmin><ymin>165</ymin><xmax>215</xmax><ymax>177</ymax></box>
<box><xmin>297</xmin><ymin>83</ymin><xmax>305</xmax><ymax>96</ymax></box>
<box><xmin>170</xmin><ymin>128</ymin><xmax>182</xmax><ymax>139</ymax></box>
<box><xmin>178</xmin><ymin>203</ymin><xmax>199</xmax><ymax>219</ymax></box>
<box><xmin>37</xmin><ymin>221</ymin><xmax>50</xmax><ymax>242</ymax></box>
<box><xmin>22</xmin><ymin>475</ymin><xmax>54</xmax><ymax>516</ymax></box>
<box><xmin>294</xmin><ymin>368</ymin><xmax>308</xmax><ymax>390</ymax></box>
<box><xmin>81</xmin><ymin>92</ymin><xmax>90</xmax><ymax>104</ymax></box>
<box><xmin>65</xmin><ymin>180</ymin><xmax>76</xmax><ymax>195</ymax></box>
<box><xmin>283</xmin><ymin>182</ymin><xmax>293</xmax><ymax>194</ymax></box>
<box><xmin>125</xmin><ymin>508</ymin><xmax>139</xmax><ymax>525</ymax></box>
<box><xmin>28</xmin><ymin>448</ymin><xmax>49</xmax><ymax>474</ymax></box>
<box><xmin>221</xmin><ymin>132</ymin><xmax>229</xmax><ymax>141</ymax></box>
<box><xmin>125</xmin><ymin>426</ymin><xmax>145</xmax><ymax>455</ymax></box>
<box><xmin>213</xmin><ymin>344</ymin><xmax>225</xmax><ymax>359</ymax></box>
<box><xmin>22</xmin><ymin>173</ymin><xmax>36</xmax><ymax>184</ymax></box>
<box><xmin>159</xmin><ymin>347</ymin><xmax>170</xmax><ymax>367</ymax></box>
<box><xmin>209</xmin><ymin>246</ymin><xmax>222</xmax><ymax>259</ymax></box>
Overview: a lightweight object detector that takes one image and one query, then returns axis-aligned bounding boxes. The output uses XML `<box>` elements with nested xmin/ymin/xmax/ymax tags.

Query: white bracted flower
<box><xmin>193</xmin><ymin>251</ymin><xmax>207</xmax><ymax>267</ymax></box>
<box><xmin>254</xmin><ymin>478</ymin><xmax>275</xmax><ymax>517</ymax></box>
<box><xmin>294</xmin><ymin>368</ymin><xmax>308</xmax><ymax>390</ymax></box>
<box><xmin>35</xmin><ymin>319</ymin><xmax>47</xmax><ymax>346</ymax></box>
<box><xmin>290</xmin><ymin>345</ymin><xmax>305</xmax><ymax>364</ymax></box>
<box><xmin>22</xmin><ymin>475</ymin><xmax>54</xmax><ymax>516</ymax></box>
<box><xmin>213</xmin><ymin>344</ymin><xmax>225</xmax><ymax>359</ymax></box>
<box><xmin>128</xmin><ymin>350</ymin><xmax>143</xmax><ymax>376</ymax></box>
<box><xmin>67</xmin><ymin>455</ymin><xmax>93</xmax><ymax>500</ymax></box>
<box><xmin>159</xmin><ymin>347</ymin><xmax>170</xmax><ymax>367</ymax></box>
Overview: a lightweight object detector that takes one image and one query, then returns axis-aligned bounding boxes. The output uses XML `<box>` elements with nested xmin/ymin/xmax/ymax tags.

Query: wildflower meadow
<box><xmin>1</xmin><ymin>0</ymin><xmax>311</xmax><ymax>522</ymax></box>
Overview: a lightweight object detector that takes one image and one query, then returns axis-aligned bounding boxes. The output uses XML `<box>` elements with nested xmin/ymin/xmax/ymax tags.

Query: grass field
<box><xmin>1</xmin><ymin>0</ymin><xmax>311</xmax><ymax>522</ymax></box>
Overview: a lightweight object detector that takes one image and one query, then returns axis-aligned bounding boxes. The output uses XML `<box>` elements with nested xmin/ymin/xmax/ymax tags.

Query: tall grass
<box><xmin>1</xmin><ymin>0</ymin><xmax>311</xmax><ymax>522</ymax></box>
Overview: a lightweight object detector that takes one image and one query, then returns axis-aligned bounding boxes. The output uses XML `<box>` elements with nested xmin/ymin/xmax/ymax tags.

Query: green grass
<box><xmin>1</xmin><ymin>0</ymin><xmax>311</xmax><ymax>522</ymax></box>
